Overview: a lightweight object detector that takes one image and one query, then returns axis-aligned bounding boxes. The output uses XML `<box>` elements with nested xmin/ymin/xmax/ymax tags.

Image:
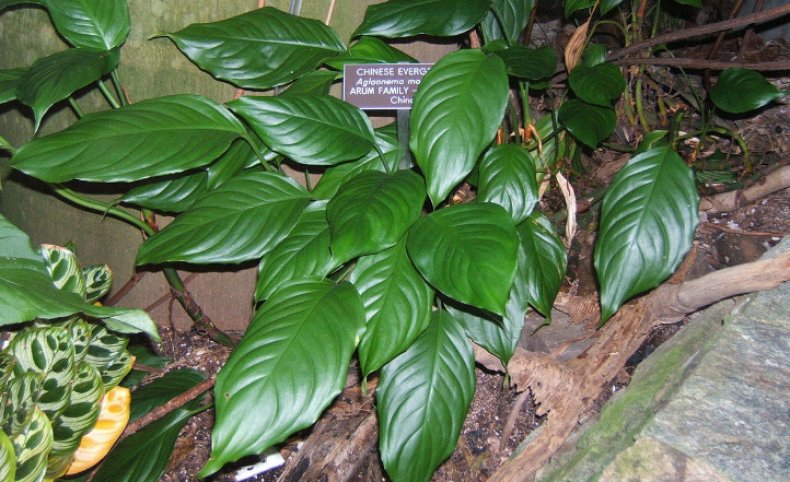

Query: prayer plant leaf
<box><xmin>324</xmin><ymin>36</ymin><xmax>416</xmax><ymax>70</ymax></box>
<box><xmin>327</xmin><ymin>170</ymin><xmax>426</xmax><ymax>263</ymax></box>
<box><xmin>595</xmin><ymin>146</ymin><xmax>699</xmax><ymax>324</ymax></box>
<box><xmin>350</xmin><ymin>240</ymin><xmax>434</xmax><ymax>376</ymax></box>
<box><xmin>228</xmin><ymin>94</ymin><xmax>375</xmax><ymax>166</ymax></box>
<box><xmin>200</xmin><ymin>280</ymin><xmax>365</xmax><ymax>477</ymax></box>
<box><xmin>312</xmin><ymin>127</ymin><xmax>399</xmax><ymax>199</ymax></box>
<box><xmin>378</xmin><ymin>311</ymin><xmax>475</xmax><ymax>482</ymax></box>
<box><xmin>407</xmin><ymin>203</ymin><xmax>518</xmax><ymax>316</ymax></box>
<box><xmin>410</xmin><ymin>49</ymin><xmax>509</xmax><ymax>206</ymax></box>
<box><xmin>0</xmin><ymin>68</ymin><xmax>26</xmax><ymax>105</ymax></box>
<box><xmin>137</xmin><ymin>171</ymin><xmax>310</xmax><ymax>265</ymax></box>
<box><xmin>11</xmin><ymin>95</ymin><xmax>245</xmax><ymax>183</ymax></box>
<box><xmin>568</xmin><ymin>63</ymin><xmax>626</xmax><ymax>107</ymax></box>
<box><xmin>558</xmin><ymin>99</ymin><xmax>616</xmax><ymax>149</ymax></box>
<box><xmin>165</xmin><ymin>7</ymin><xmax>345</xmax><ymax>90</ymax></box>
<box><xmin>255</xmin><ymin>202</ymin><xmax>339</xmax><ymax>302</ymax></box>
<box><xmin>50</xmin><ymin>363</ymin><xmax>104</xmax><ymax>455</ymax></box>
<box><xmin>477</xmin><ymin>144</ymin><xmax>539</xmax><ymax>224</ymax></box>
<box><xmin>10</xmin><ymin>408</ymin><xmax>52</xmax><ymax>482</ymax></box>
<box><xmin>709</xmin><ymin>68</ymin><xmax>787</xmax><ymax>114</ymax></box>
<box><xmin>42</xmin><ymin>0</ymin><xmax>130</xmax><ymax>50</ymax></box>
<box><xmin>354</xmin><ymin>0</ymin><xmax>490</xmax><ymax>38</ymax></box>
<box><xmin>517</xmin><ymin>213</ymin><xmax>567</xmax><ymax>318</ymax></box>
<box><xmin>481</xmin><ymin>0</ymin><xmax>535</xmax><ymax>44</ymax></box>
<box><xmin>17</xmin><ymin>48</ymin><xmax>119</xmax><ymax>131</ymax></box>
<box><xmin>0</xmin><ymin>430</ymin><xmax>14</xmax><ymax>482</ymax></box>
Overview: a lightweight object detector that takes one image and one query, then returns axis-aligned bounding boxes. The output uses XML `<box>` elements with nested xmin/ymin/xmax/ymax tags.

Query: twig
<box><xmin>105</xmin><ymin>272</ymin><xmax>147</xmax><ymax>306</ymax></box>
<box><xmin>607</xmin><ymin>3</ymin><xmax>790</xmax><ymax>61</ymax></box>
<box><xmin>701</xmin><ymin>222</ymin><xmax>786</xmax><ymax>238</ymax></box>
<box><xmin>704</xmin><ymin>0</ymin><xmax>744</xmax><ymax>88</ymax></box>
<box><xmin>700</xmin><ymin>165</ymin><xmax>790</xmax><ymax>213</ymax></box>
<box><xmin>612</xmin><ymin>58</ymin><xmax>790</xmax><ymax>71</ymax></box>
<box><xmin>499</xmin><ymin>389</ymin><xmax>530</xmax><ymax>454</ymax></box>
<box><xmin>325</xmin><ymin>0</ymin><xmax>336</xmax><ymax>25</ymax></box>
<box><xmin>122</xmin><ymin>376</ymin><xmax>215</xmax><ymax>437</ymax></box>
<box><xmin>739</xmin><ymin>0</ymin><xmax>765</xmax><ymax>58</ymax></box>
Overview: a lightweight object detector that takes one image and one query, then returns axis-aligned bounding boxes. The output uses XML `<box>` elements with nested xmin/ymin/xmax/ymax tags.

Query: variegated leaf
<box><xmin>11</xmin><ymin>408</ymin><xmax>53</xmax><ymax>482</ymax></box>
<box><xmin>2</xmin><ymin>372</ymin><xmax>42</xmax><ymax>438</ymax></box>
<box><xmin>41</xmin><ymin>245</ymin><xmax>85</xmax><ymax>298</ymax></box>
<box><xmin>0</xmin><ymin>429</ymin><xmax>15</xmax><ymax>482</ymax></box>
<box><xmin>62</xmin><ymin>319</ymin><xmax>93</xmax><ymax>366</ymax></box>
<box><xmin>99</xmin><ymin>350</ymin><xmax>134</xmax><ymax>392</ymax></box>
<box><xmin>81</xmin><ymin>265</ymin><xmax>112</xmax><ymax>303</ymax></box>
<box><xmin>50</xmin><ymin>363</ymin><xmax>104</xmax><ymax>455</ymax></box>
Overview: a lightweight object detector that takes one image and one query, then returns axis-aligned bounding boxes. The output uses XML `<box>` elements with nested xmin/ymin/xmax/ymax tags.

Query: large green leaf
<box><xmin>568</xmin><ymin>63</ymin><xmax>625</xmax><ymax>107</ymax></box>
<box><xmin>481</xmin><ymin>0</ymin><xmax>535</xmax><ymax>44</ymax></box>
<box><xmin>7</xmin><ymin>327</ymin><xmax>74</xmax><ymax>419</ymax></box>
<box><xmin>12</xmin><ymin>95</ymin><xmax>244</xmax><ymax>183</ymax></box>
<box><xmin>558</xmin><ymin>99</ymin><xmax>616</xmax><ymax>149</ymax></box>
<box><xmin>122</xmin><ymin>171</ymin><xmax>208</xmax><ymax>214</ymax></box>
<box><xmin>90</xmin><ymin>408</ymin><xmax>197</xmax><ymax>482</ymax></box>
<box><xmin>410</xmin><ymin>49</ymin><xmax>509</xmax><ymax>205</ymax></box>
<box><xmin>324</xmin><ymin>36</ymin><xmax>416</xmax><ymax>70</ymax></box>
<box><xmin>129</xmin><ymin>369</ymin><xmax>206</xmax><ymax>422</ymax></box>
<box><xmin>0</xmin><ymin>68</ymin><xmax>25</xmax><ymax>105</ymax></box>
<box><xmin>350</xmin><ymin>240</ymin><xmax>433</xmax><ymax>376</ymax></box>
<box><xmin>255</xmin><ymin>201</ymin><xmax>339</xmax><ymax>302</ymax></box>
<box><xmin>595</xmin><ymin>146</ymin><xmax>699</xmax><ymax>323</ymax></box>
<box><xmin>206</xmin><ymin>139</ymin><xmax>259</xmax><ymax>190</ymax></box>
<box><xmin>42</xmin><ymin>0</ymin><xmax>130</xmax><ymax>50</ymax></box>
<box><xmin>709</xmin><ymin>68</ymin><xmax>787</xmax><ymax>114</ymax></box>
<box><xmin>601</xmin><ymin>0</ymin><xmax>625</xmax><ymax>15</ymax></box>
<box><xmin>496</xmin><ymin>45</ymin><xmax>556</xmax><ymax>80</ymax></box>
<box><xmin>0</xmin><ymin>430</ymin><xmax>14</xmax><ymax>482</ymax></box>
<box><xmin>16</xmin><ymin>48</ymin><xmax>118</xmax><ymax>131</ymax></box>
<box><xmin>377</xmin><ymin>310</ymin><xmax>475</xmax><ymax>482</ymax></box>
<box><xmin>136</xmin><ymin>171</ymin><xmax>310</xmax><ymax>265</ymax></box>
<box><xmin>282</xmin><ymin>70</ymin><xmax>338</xmax><ymax>96</ymax></box>
<box><xmin>10</xmin><ymin>408</ymin><xmax>52</xmax><ymax>482</ymax></box>
<box><xmin>312</xmin><ymin>127</ymin><xmax>399</xmax><ymax>199</ymax></box>
<box><xmin>516</xmin><ymin>213</ymin><xmax>567</xmax><ymax>318</ymax></box>
<box><xmin>564</xmin><ymin>0</ymin><xmax>595</xmax><ymax>18</ymax></box>
<box><xmin>165</xmin><ymin>7</ymin><xmax>345</xmax><ymax>90</ymax></box>
<box><xmin>446</xmin><ymin>299</ymin><xmax>523</xmax><ymax>366</ymax></box>
<box><xmin>355</xmin><ymin>0</ymin><xmax>490</xmax><ymax>38</ymax></box>
<box><xmin>50</xmin><ymin>363</ymin><xmax>103</xmax><ymax>455</ymax></box>
<box><xmin>0</xmin><ymin>214</ymin><xmax>42</xmax><ymax>262</ymax></box>
<box><xmin>327</xmin><ymin>170</ymin><xmax>425</xmax><ymax>262</ymax></box>
<box><xmin>477</xmin><ymin>144</ymin><xmax>538</xmax><ymax>224</ymax></box>
<box><xmin>200</xmin><ymin>280</ymin><xmax>365</xmax><ymax>477</ymax></box>
<box><xmin>407</xmin><ymin>203</ymin><xmax>518</xmax><ymax>316</ymax></box>
<box><xmin>228</xmin><ymin>94</ymin><xmax>374</xmax><ymax>166</ymax></box>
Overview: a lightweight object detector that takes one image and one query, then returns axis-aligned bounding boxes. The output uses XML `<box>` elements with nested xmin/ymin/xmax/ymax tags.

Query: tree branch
<box><xmin>700</xmin><ymin>165</ymin><xmax>790</xmax><ymax>213</ymax></box>
<box><xmin>613</xmin><ymin>58</ymin><xmax>790</xmax><ymax>71</ymax></box>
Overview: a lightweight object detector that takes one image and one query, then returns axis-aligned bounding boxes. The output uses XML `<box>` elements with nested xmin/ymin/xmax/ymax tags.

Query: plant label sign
<box><xmin>343</xmin><ymin>63</ymin><xmax>433</xmax><ymax>110</ymax></box>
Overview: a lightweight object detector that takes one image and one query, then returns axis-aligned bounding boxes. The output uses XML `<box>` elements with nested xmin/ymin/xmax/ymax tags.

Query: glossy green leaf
<box><xmin>121</xmin><ymin>344</ymin><xmax>170</xmax><ymax>388</ymax></box>
<box><xmin>122</xmin><ymin>171</ymin><xmax>208</xmax><ymax>214</ymax></box>
<box><xmin>324</xmin><ymin>37</ymin><xmax>416</xmax><ymax>70</ymax></box>
<box><xmin>50</xmin><ymin>363</ymin><xmax>103</xmax><ymax>455</ymax></box>
<box><xmin>10</xmin><ymin>408</ymin><xmax>52</xmax><ymax>482</ymax></box>
<box><xmin>165</xmin><ymin>7</ymin><xmax>345</xmax><ymax>90</ymax></box>
<box><xmin>595</xmin><ymin>146</ymin><xmax>699</xmax><ymax>324</ymax></box>
<box><xmin>137</xmin><ymin>171</ymin><xmax>310</xmax><ymax>265</ymax></box>
<box><xmin>0</xmin><ymin>68</ymin><xmax>25</xmax><ymax>104</ymax></box>
<box><xmin>327</xmin><ymin>170</ymin><xmax>425</xmax><ymax>262</ymax></box>
<box><xmin>378</xmin><ymin>310</ymin><xmax>475</xmax><ymax>482</ymax></box>
<box><xmin>81</xmin><ymin>265</ymin><xmax>112</xmax><ymax>304</ymax></box>
<box><xmin>40</xmin><ymin>245</ymin><xmax>85</xmax><ymax>298</ymax></box>
<box><xmin>312</xmin><ymin>128</ymin><xmax>399</xmax><ymax>199</ymax></box>
<box><xmin>600</xmin><ymin>0</ymin><xmax>625</xmax><ymax>15</ymax></box>
<box><xmin>407</xmin><ymin>203</ymin><xmax>518</xmax><ymax>315</ymax></box>
<box><xmin>0</xmin><ymin>214</ymin><xmax>43</xmax><ymax>263</ymax></box>
<box><xmin>564</xmin><ymin>0</ymin><xmax>595</xmax><ymax>18</ymax></box>
<box><xmin>355</xmin><ymin>0</ymin><xmax>489</xmax><ymax>38</ymax></box>
<box><xmin>447</xmin><ymin>299</ymin><xmax>523</xmax><ymax>365</ymax></box>
<box><xmin>201</xmin><ymin>280</ymin><xmax>365</xmax><ymax>477</ymax></box>
<box><xmin>16</xmin><ymin>48</ymin><xmax>118</xmax><ymax>131</ymax></box>
<box><xmin>229</xmin><ymin>94</ymin><xmax>374</xmax><ymax>166</ymax></box>
<box><xmin>206</xmin><ymin>139</ymin><xmax>259</xmax><ymax>190</ymax></box>
<box><xmin>0</xmin><ymin>0</ymin><xmax>42</xmax><ymax>11</ymax></box>
<box><xmin>496</xmin><ymin>45</ymin><xmax>556</xmax><ymax>80</ymax></box>
<box><xmin>478</xmin><ymin>144</ymin><xmax>538</xmax><ymax>224</ymax></box>
<box><xmin>568</xmin><ymin>63</ymin><xmax>625</xmax><ymax>107</ymax></box>
<box><xmin>709</xmin><ymin>68</ymin><xmax>786</xmax><ymax>114</ymax></box>
<box><xmin>2</xmin><ymin>372</ymin><xmax>42</xmax><ymax>437</ymax></box>
<box><xmin>582</xmin><ymin>43</ymin><xmax>608</xmax><ymax>67</ymax></box>
<box><xmin>481</xmin><ymin>0</ymin><xmax>535</xmax><ymax>44</ymax></box>
<box><xmin>283</xmin><ymin>70</ymin><xmax>337</xmax><ymax>96</ymax></box>
<box><xmin>82</xmin><ymin>304</ymin><xmax>160</xmax><ymax>341</ymax></box>
<box><xmin>410</xmin><ymin>49</ymin><xmax>508</xmax><ymax>205</ymax></box>
<box><xmin>350</xmin><ymin>240</ymin><xmax>433</xmax><ymax>376</ymax></box>
<box><xmin>90</xmin><ymin>407</ymin><xmax>196</xmax><ymax>482</ymax></box>
<box><xmin>517</xmin><ymin>213</ymin><xmax>567</xmax><ymax>317</ymax></box>
<box><xmin>0</xmin><ymin>430</ymin><xmax>14</xmax><ymax>482</ymax></box>
<box><xmin>674</xmin><ymin>0</ymin><xmax>701</xmax><ymax>6</ymax></box>
<box><xmin>129</xmin><ymin>369</ymin><xmax>206</xmax><ymax>422</ymax></box>
<box><xmin>12</xmin><ymin>95</ymin><xmax>244</xmax><ymax>183</ymax></box>
<box><xmin>256</xmin><ymin>202</ymin><xmax>338</xmax><ymax>302</ymax></box>
<box><xmin>41</xmin><ymin>0</ymin><xmax>129</xmax><ymax>50</ymax></box>
<box><xmin>8</xmin><ymin>327</ymin><xmax>74</xmax><ymax>419</ymax></box>
<box><xmin>558</xmin><ymin>99</ymin><xmax>616</xmax><ymax>149</ymax></box>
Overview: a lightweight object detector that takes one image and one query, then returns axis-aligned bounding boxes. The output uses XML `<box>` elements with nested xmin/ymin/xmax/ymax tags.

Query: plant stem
<box><xmin>634</xmin><ymin>74</ymin><xmax>651</xmax><ymax>132</ymax></box>
<box><xmin>97</xmin><ymin>80</ymin><xmax>121</xmax><ymax>109</ymax></box>
<box><xmin>53</xmin><ymin>186</ymin><xmax>152</xmax><ymax>233</ymax></box>
<box><xmin>241</xmin><ymin>133</ymin><xmax>278</xmax><ymax>172</ymax></box>
<box><xmin>68</xmin><ymin>97</ymin><xmax>85</xmax><ymax>118</ymax></box>
<box><xmin>111</xmin><ymin>70</ymin><xmax>130</xmax><ymax>107</ymax></box>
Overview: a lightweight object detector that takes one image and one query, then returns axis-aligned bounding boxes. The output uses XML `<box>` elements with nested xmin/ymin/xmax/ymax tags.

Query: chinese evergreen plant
<box><xmin>0</xmin><ymin>0</ymin><xmax>785</xmax><ymax>480</ymax></box>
